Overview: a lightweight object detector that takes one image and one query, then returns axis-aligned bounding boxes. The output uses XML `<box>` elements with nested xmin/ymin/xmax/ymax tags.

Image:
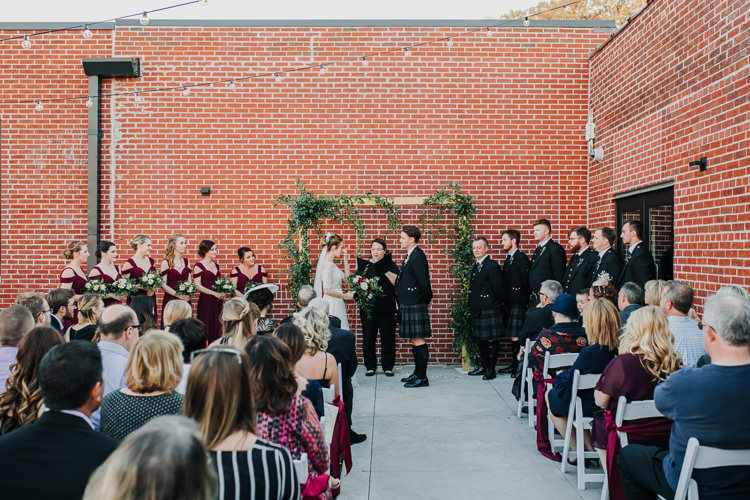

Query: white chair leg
<box><xmin>576</xmin><ymin>405</ymin><xmax>585</xmax><ymax>489</ymax></box>
<box><xmin>561</xmin><ymin>413</ymin><xmax>574</xmax><ymax>473</ymax></box>
<box><xmin>527</xmin><ymin>368</ymin><xmax>535</xmax><ymax>428</ymax></box>
<box><xmin>600</xmin><ymin>472</ymin><xmax>609</xmax><ymax>500</ymax></box>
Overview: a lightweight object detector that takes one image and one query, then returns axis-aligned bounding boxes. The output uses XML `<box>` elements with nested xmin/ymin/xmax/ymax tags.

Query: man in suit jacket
<box><xmin>0</xmin><ymin>341</ymin><xmax>118</xmax><ymax>499</ymax></box>
<box><xmin>616</xmin><ymin>220</ymin><xmax>657</xmax><ymax>289</ymax></box>
<box><xmin>519</xmin><ymin>280</ymin><xmax>562</xmax><ymax>345</ymax></box>
<box><xmin>590</xmin><ymin>227</ymin><xmax>623</xmax><ymax>285</ymax></box>
<box><xmin>392</xmin><ymin>225</ymin><xmax>432</xmax><ymax>388</ymax></box>
<box><xmin>498</xmin><ymin>229</ymin><xmax>530</xmax><ymax>374</ymax></box>
<box><xmin>529</xmin><ymin>219</ymin><xmax>567</xmax><ymax>306</ymax></box>
<box><xmin>563</xmin><ymin>226</ymin><xmax>597</xmax><ymax>294</ymax></box>
<box><xmin>467</xmin><ymin>237</ymin><xmax>504</xmax><ymax>380</ymax></box>
<box><xmin>618</xmin><ymin>282</ymin><xmax>645</xmax><ymax>327</ymax></box>
<box><xmin>46</xmin><ymin>288</ymin><xmax>75</xmax><ymax>333</ymax></box>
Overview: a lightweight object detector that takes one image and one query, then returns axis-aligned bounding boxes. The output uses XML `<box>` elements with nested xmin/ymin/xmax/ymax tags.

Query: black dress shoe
<box><xmin>400</xmin><ymin>373</ymin><xmax>417</xmax><ymax>383</ymax></box>
<box><xmin>365</xmin><ymin>370</ymin><xmax>375</xmax><ymax>377</ymax></box>
<box><xmin>482</xmin><ymin>370</ymin><xmax>496</xmax><ymax>381</ymax></box>
<box><xmin>404</xmin><ymin>377</ymin><xmax>429</xmax><ymax>388</ymax></box>
<box><xmin>349</xmin><ymin>430</ymin><xmax>367</xmax><ymax>444</ymax></box>
<box><xmin>384</xmin><ymin>370</ymin><xmax>394</xmax><ymax>377</ymax></box>
<box><xmin>497</xmin><ymin>364</ymin><xmax>516</xmax><ymax>374</ymax></box>
<box><xmin>468</xmin><ymin>366</ymin><xmax>485</xmax><ymax>376</ymax></box>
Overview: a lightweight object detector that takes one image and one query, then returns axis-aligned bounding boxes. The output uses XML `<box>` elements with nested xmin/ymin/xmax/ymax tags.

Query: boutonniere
<box><xmin>538</xmin><ymin>245</ymin><xmax>546</xmax><ymax>257</ymax></box>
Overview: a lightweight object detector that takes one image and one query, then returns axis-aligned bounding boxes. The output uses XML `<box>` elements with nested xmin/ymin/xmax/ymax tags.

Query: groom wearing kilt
<box><xmin>467</xmin><ymin>237</ymin><xmax>505</xmax><ymax>380</ymax></box>
<box><xmin>392</xmin><ymin>225</ymin><xmax>433</xmax><ymax>388</ymax></box>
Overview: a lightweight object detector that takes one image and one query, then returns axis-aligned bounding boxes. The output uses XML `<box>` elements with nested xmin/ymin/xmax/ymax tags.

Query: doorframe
<box><xmin>614</xmin><ymin>182</ymin><xmax>674</xmax><ymax>258</ymax></box>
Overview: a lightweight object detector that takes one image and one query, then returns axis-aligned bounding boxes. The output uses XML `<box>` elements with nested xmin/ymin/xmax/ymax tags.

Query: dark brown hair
<box><xmin>502</xmin><ymin>229</ymin><xmax>521</xmax><ymax>246</ymax></box>
<box><xmin>590</xmin><ymin>283</ymin><xmax>618</xmax><ymax>308</ymax></box>
<box><xmin>197</xmin><ymin>240</ymin><xmax>215</xmax><ymax>258</ymax></box>
<box><xmin>599</xmin><ymin>227</ymin><xmax>616</xmax><ymax>246</ymax></box>
<box><xmin>371</xmin><ymin>238</ymin><xmax>390</xmax><ymax>255</ymax></box>
<box><xmin>402</xmin><ymin>225</ymin><xmax>421</xmax><ymax>242</ymax></box>
<box><xmin>273</xmin><ymin>323</ymin><xmax>306</xmax><ymax>363</ymax></box>
<box><xmin>533</xmin><ymin>219</ymin><xmax>552</xmax><ymax>231</ymax></box>
<box><xmin>237</xmin><ymin>247</ymin><xmax>254</xmax><ymax>261</ymax></box>
<box><xmin>244</xmin><ymin>336</ymin><xmax>297</xmax><ymax>415</ymax></box>
<box><xmin>95</xmin><ymin>240</ymin><xmax>116</xmax><ymax>262</ymax></box>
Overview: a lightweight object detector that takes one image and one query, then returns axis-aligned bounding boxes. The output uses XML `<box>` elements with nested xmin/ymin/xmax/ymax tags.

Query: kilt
<box><xmin>503</xmin><ymin>304</ymin><xmax>526</xmax><ymax>339</ymax></box>
<box><xmin>471</xmin><ymin>307</ymin><xmax>504</xmax><ymax>341</ymax></box>
<box><xmin>398</xmin><ymin>304</ymin><xmax>432</xmax><ymax>339</ymax></box>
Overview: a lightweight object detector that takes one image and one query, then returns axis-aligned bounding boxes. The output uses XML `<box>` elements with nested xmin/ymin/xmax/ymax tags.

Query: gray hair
<box><xmin>0</xmin><ymin>305</ymin><xmax>35</xmax><ymax>347</ymax></box>
<box><xmin>540</xmin><ymin>280</ymin><xmax>563</xmax><ymax>303</ymax></box>
<box><xmin>662</xmin><ymin>280</ymin><xmax>693</xmax><ymax>314</ymax></box>
<box><xmin>619</xmin><ymin>282</ymin><xmax>645</xmax><ymax>306</ymax></box>
<box><xmin>307</xmin><ymin>297</ymin><xmax>330</xmax><ymax>316</ymax></box>
<box><xmin>702</xmin><ymin>293</ymin><xmax>750</xmax><ymax>347</ymax></box>
<box><xmin>297</xmin><ymin>285</ymin><xmax>317</xmax><ymax>307</ymax></box>
<box><xmin>715</xmin><ymin>285</ymin><xmax>750</xmax><ymax>301</ymax></box>
<box><xmin>14</xmin><ymin>292</ymin><xmax>47</xmax><ymax>321</ymax></box>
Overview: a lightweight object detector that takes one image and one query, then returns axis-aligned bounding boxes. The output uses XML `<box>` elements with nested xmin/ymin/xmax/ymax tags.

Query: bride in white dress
<box><xmin>313</xmin><ymin>233</ymin><xmax>354</xmax><ymax>330</ymax></box>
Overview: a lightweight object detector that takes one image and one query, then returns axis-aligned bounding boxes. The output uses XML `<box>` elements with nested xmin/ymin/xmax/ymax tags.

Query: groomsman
<box><xmin>498</xmin><ymin>229</ymin><xmax>530</xmax><ymax>374</ymax></box>
<box><xmin>392</xmin><ymin>225</ymin><xmax>432</xmax><ymax>388</ymax></box>
<box><xmin>590</xmin><ymin>227</ymin><xmax>622</xmax><ymax>285</ymax></box>
<box><xmin>563</xmin><ymin>227</ymin><xmax>597</xmax><ymax>294</ymax></box>
<box><xmin>528</xmin><ymin>219</ymin><xmax>567</xmax><ymax>306</ymax></box>
<box><xmin>467</xmin><ymin>237</ymin><xmax>504</xmax><ymax>380</ymax></box>
<box><xmin>616</xmin><ymin>220</ymin><xmax>656</xmax><ymax>289</ymax></box>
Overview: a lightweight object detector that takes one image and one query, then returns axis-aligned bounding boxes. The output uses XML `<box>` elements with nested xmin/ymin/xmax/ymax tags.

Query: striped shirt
<box><xmin>211</xmin><ymin>438</ymin><xmax>301</xmax><ymax>500</ymax></box>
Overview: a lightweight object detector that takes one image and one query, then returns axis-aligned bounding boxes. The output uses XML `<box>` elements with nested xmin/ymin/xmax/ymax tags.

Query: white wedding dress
<box><xmin>318</xmin><ymin>260</ymin><xmax>350</xmax><ymax>330</ymax></box>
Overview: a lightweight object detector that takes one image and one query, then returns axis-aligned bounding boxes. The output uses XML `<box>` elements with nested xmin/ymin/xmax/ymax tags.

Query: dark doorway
<box><xmin>615</xmin><ymin>185</ymin><xmax>674</xmax><ymax>280</ymax></box>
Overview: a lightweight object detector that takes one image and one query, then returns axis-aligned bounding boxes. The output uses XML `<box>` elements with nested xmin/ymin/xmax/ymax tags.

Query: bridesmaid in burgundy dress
<box><xmin>121</xmin><ymin>234</ymin><xmax>156</xmax><ymax>315</ymax></box>
<box><xmin>193</xmin><ymin>239</ymin><xmax>226</xmax><ymax>344</ymax></box>
<box><xmin>160</xmin><ymin>233</ymin><xmax>191</xmax><ymax>328</ymax></box>
<box><xmin>230</xmin><ymin>246</ymin><xmax>269</xmax><ymax>297</ymax></box>
<box><xmin>59</xmin><ymin>240</ymin><xmax>90</xmax><ymax>333</ymax></box>
<box><xmin>88</xmin><ymin>240</ymin><xmax>124</xmax><ymax>307</ymax></box>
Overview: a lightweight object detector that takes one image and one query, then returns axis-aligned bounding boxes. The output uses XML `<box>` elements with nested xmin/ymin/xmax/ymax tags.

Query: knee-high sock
<box><xmin>414</xmin><ymin>344</ymin><xmax>429</xmax><ymax>379</ymax></box>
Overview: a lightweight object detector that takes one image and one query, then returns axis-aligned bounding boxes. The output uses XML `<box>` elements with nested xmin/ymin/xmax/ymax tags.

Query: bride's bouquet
<box><xmin>108</xmin><ymin>277</ymin><xmax>137</xmax><ymax>296</ymax></box>
<box><xmin>346</xmin><ymin>265</ymin><xmax>383</xmax><ymax>319</ymax></box>
<box><xmin>139</xmin><ymin>271</ymin><xmax>163</xmax><ymax>292</ymax></box>
<box><xmin>211</xmin><ymin>276</ymin><xmax>236</xmax><ymax>296</ymax></box>
<box><xmin>84</xmin><ymin>279</ymin><xmax>109</xmax><ymax>296</ymax></box>
<box><xmin>175</xmin><ymin>280</ymin><xmax>198</xmax><ymax>299</ymax></box>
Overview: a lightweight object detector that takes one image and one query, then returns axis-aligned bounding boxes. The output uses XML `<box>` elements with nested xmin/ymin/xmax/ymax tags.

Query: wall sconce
<box><xmin>200</xmin><ymin>187</ymin><xmax>211</xmax><ymax>196</ymax></box>
<box><xmin>689</xmin><ymin>156</ymin><xmax>707</xmax><ymax>172</ymax></box>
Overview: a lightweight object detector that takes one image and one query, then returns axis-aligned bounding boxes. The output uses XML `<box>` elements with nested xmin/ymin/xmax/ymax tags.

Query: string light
<box><xmin>82</xmin><ymin>25</ymin><xmax>93</xmax><ymax>39</ymax></box>
<box><xmin>34</xmin><ymin>100</ymin><xmax>43</xmax><ymax>112</ymax></box>
<box><xmin>446</xmin><ymin>37</ymin><xmax>453</xmax><ymax>48</ymax></box>
<box><xmin>181</xmin><ymin>86</ymin><xmax>190</xmax><ymax>96</ymax></box>
<box><xmin>140</xmin><ymin>12</ymin><xmax>150</xmax><ymax>26</ymax></box>
<box><xmin>85</xmin><ymin>98</ymin><xmax>94</xmax><ymax>108</ymax></box>
<box><xmin>361</xmin><ymin>56</ymin><xmax>368</xmax><ymax>66</ymax></box>
<box><xmin>404</xmin><ymin>46</ymin><xmax>411</xmax><ymax>56</ymax></box>
<box><xmin>319</xmin><ymin>64</ymin><xmax>326</xmax><ymax>73</ymax></box>
<box><xmin>524</xmin><ymin>17</ymin><xmax>530</xmax><ymax>27</ymax></box>
<box><xmin>564</xmin><ymin>4</ymin><xmax>572</xmax><ymax>13</ymax></box>
<box><xmin>199</xmin><ymin>0</ymin><xmax>208</xmax><ymax>5</ymax></box>
<box><xmin>21</xmin><ymin>36</ymin><xmax>31</xmax><ymax>49</ymax></box>
<box><xmin>485</xmin><ymin>27</ymin><xmax>492</xmax><ymax>37</ymax></box>
<box><xmin>228</xmin><ymin>79</ymin><xmax>237</xmax><ymax>89</ymax></box>
<box><xmin>134</xmin><ymin>92</ymin><xmax>144</xmax><ymax>103</ymax></box>
<box><xmin>274</xmin><ymin>72</ymin><xmax>283</xmax><ymax>82</ymax></box>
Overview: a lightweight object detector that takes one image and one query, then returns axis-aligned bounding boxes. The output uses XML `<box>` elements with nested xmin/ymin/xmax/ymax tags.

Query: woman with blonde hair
<box><xmin>210</xmin><ymin>297</ymin><xmax>259</xmax><ymax>349</ymax></box>
<box><xmin>68</xmin><ymin>294</ymin><xmax>104</xmax><ymax>342</ymax></box>
<box><xmin>184</xmin><ymin>347</ymin><xmax>300</xmax><ymax>500</ymax></box>
<box><xmin>163</xmin><ymin>300</ymin><xmax>192</xmax><ymax>331</ymax></box>
<box><xmin>84</xmin><ymin>415</ymin><xmax>217</xmax><ymax>500</ymax></box>
<box><xmin>293</xmin><ymin>304</ymin><xmax>339</xmax><ymax>396</ymax></box>
<box><xmin>160</xmin><ymin>233</ymin><xmax>192</xmax><ymax>327</ymax></box>
<box><xmin>644</xmin><ymin>279</ymin><xmax>668</xmax><ymax>307</ymax></box>
<box><xmin>591</xmin><ymin>306</ymin><xmax>682</xmax><ymax>461</ymax></box>
<box><xmin>59</xmin><ymin>240</ymin><xmax>90</xmax><ymax>330</ymax></box>
<box><xmin>100</xmin><ymin>331</ymin><xmax>184</xmax><ymax>441</ymax></box>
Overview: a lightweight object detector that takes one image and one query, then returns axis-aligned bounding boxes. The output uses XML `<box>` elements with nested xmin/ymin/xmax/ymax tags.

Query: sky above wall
<box><xmin>3</xmin><ymin>0</ymin><xmax>541</xmax><ymax>21</ymax></box>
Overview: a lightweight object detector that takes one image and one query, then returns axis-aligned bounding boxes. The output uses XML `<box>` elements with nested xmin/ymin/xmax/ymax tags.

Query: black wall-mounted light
<box><xmin>689</xmin><ymin>156</ymin><xmax>707</xmax><ymax>172</ymax></box>
<box><xmin>200</xmin><ymin>187</ymin><xmax>211</xmax><ymax>196</ymax></box>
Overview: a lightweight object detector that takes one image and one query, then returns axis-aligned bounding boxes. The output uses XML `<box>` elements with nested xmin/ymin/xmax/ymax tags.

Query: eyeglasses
<box><xmin>190</xmin><ymin>347</ymin><xmax>243</xmax><ymax>364</ymax></box>
<box><xmin>129</xmin><ymin>324</ymin><xmax>140</xmax><ymax>331</ymax></box>
<box><xmin>698</xmin><ymin>322</ymin><xmax>709</xmax><ymax>331</ymax></box>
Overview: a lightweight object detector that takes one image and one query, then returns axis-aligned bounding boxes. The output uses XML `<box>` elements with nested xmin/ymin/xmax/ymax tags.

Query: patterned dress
<box><xmin>195</xmin><ymin>261</ymin><xmax>223</xmax><ymax>344</ymax></box>
<box><xmin>231</xmin><ymin>264</ymin><xmax>267</xmax><ymax>295</ymax></box>
<box><xmin>161</xmin><ymin>257</ymin><xmax>191</xmax><ymax>328</ymax></box>
<box><xmin>256</xmin><ymin>394</ymin><xmax>331</xmax><ymax>500</ymax></box>
<box><xmin>91</xmin><ymin>265</ymin><xmax>122</xmax><ymax>307</ymax></box>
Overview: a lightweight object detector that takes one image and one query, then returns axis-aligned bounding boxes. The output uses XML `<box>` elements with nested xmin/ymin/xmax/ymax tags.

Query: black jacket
<box><xmin>619</xmin><ymin>303</ymin><xmax>643</xmax><ymax>327</ymax></box>
<box><xmin>326</xmin><ymin>316</ymin><xmax>357</xmax><ymax>427</ymax></box>
<box><xmin>529</xmin><ymin>239</ymin><xmax>567</xmax><ymax>294</ymax></box>
<box><xmin>564</xmin><ymin>247</ymin><xmax>597</xmax><ymax>294</ymax></box>
<box><xmin>616</xmin><ymin>242</ymin><xmax>656</xmax><ymax>289</ymax></box>
<box><xmin>502</xmin><ymin>250</ymin><xmax>530</xmax><ymax>306</ymax></box>
<box><xmin>469</xmin><ymin>257</ymin><xmax>504</xmax><ymax>310</ymax></box>
<box><xmin>356</xmin><ymin>255</ymin><xmax>399</xmax><ymax>313</ymax></box>
<box><xmin>0</xmin><ymin>411</ymin><xmax>117</xmax><ymax>499</ymax></box>
<box><xmin>395</xmin><ymin>246</ymin><xmax>432</xmax><ymax>306</ymax></box>
<box><xmin>519</xmin><ymin>305</ymin><xmax>555</xmax><ymax>343</ymax></box>
<box><xmin>591</xmin><ymin>248</ymin><xmax>623</xmax><ymax>285</ymax></box>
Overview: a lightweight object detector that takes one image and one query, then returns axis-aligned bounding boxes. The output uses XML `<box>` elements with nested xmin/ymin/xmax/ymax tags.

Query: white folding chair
<box><xmin>337</xmin><ymin>362</ymin><xmax>343</xmax><ymax>399</ymax></box>
<box><xmin>542</xmin><ymin>351</ymin><xmax>579</xmax><ymax>453</ymax></box>
<box><xmin>516</xmin><ymin>338</ymin><xmax>532</xmax><ymax>419</ymax></box>
<box><xmin>672</xmin><ymin>437</ymin><xmax>750</xmax><ymax>500</ymax></box>
<box><xmin>560</xmin><ymin>370</ymin><xmax>602</xmax><ymax>473</ymax></box>
<box><xmin>293</xmin><ymin>452</ymin><xmax>309</xmax><ymax>484</ymax></box>
<box><xmin>321</xmin><ymin>384</ymin><xmax>336</xmax><ymax>404</ymax></box>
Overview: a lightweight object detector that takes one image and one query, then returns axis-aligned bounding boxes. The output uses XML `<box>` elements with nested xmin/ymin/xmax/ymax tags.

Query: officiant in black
<box><xmin>356</xmin><ymin>238</ymin><xmax>400</xmax><ymax>377</ymax></box>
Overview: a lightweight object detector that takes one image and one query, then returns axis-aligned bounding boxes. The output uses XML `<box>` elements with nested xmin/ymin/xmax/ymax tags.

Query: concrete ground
<box><xmin>338</xmin><ymin>365</ymin><xmax>604</xmax><ymax>500</ymax></box>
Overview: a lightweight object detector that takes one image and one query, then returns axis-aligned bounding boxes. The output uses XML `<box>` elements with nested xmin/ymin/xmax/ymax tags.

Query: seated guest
<box><xmin>15</xmin><ymin>292</ymin><xmax>51</xmax><ymax>327</ymax></box>
<box><xmin>547</xmin><ymin>299</ymin><xmax>620</xmax><ymax>457</ymax></box>
<box><xmin>618</xmin><ymin>282</ymin><xmax>645</xmax><ymax>327</ymax></box>
<box><xmin>100</xmin><ymin>330</ymin><xmax>183</xmax><ymax>441</ymax></box>
<box><xmin>246</xmin><ymin>335</ymin><xmax>329</xmax><ymax>499</ymax></box>
<box><xmin>518</xmin><ymin>280</ymin><xmax>561</xmax><ymax>346</ymax></box>
<box><xmin>576</xmin><ymin>288</ymin><xmax>590</xmax><ymax>316</ymax></box>
<box><xmin>169</xmin><ymin>318</ymin><xmax>208</xmax><ymax>394</ymax></box>
<box><xmin>47</xmin><ymin>288</ymin><xmax>75</xmax><ymax>332</ymax></box>
<box><xmin>0</xmin><ymin>326</ymin><xmax>63</xmax><ymax>434</ymax></box>
<box><xmin>245</xmin><ymin>283</ymin><xmax>280</xmax><ymax>334</ymax></box>
<box><xmin>280</xmin><ymin>284</ymin><xmax>317</xmax><ymax>324</ymax></box>
<box><xmin>85</xmin><ymin>415</ymin><xmax>217</xmax><ymax>500</ymax></box>
<box><xmin>660</xmin><ymin>280</ymin><xmax>704</xmax><ymax>366</ymax></box>
<box><xmin>162</xmin><ymin>299</ymin><xmax>192</xmax><ymax>331</ymax></box>
<box><xmin>618</xmin><ymin>293</ymin><xmax>750</xmax><ymax>499</ymax></box>
<box><xmin>0</xmin><ymin>341</ymin><xmax>117</xmax><ymax>498</ymax></box>
<box><xmin>717</xmin><ymin>284</ymin><xmax>750</xmax><ymax>301</ymax></box>
<box><xmin>589</xmin><ymin>282</ymin><xmax>619</xmax><ymax>308</ymax></box>
<box><xmin>130</xmin><ymin>294</ymin><xmax>158</xmax><ymax>334</ymax></box>
<box><xmin>0</xmin><ymin>305</ymin><xmax>35</xmax><ymax>390</ymax></box>
<box><xmin>591</xmin><ymin>306</ymin><xmax>682</xmax><ymax>465</ymax></box>
<box><xmin>294</xmin><ymin>305</ymin><xmax>339</xmax><ymax>394</ymax></box>
<box><xmin>68</xmin><ymin>294</ymin><xmax>104</xmax><ymax>342</ymax></box>
<box><xmin>274</xmin><ymin>322</ymin><xmax>325</xmax><ymax>418</ymax></box>
<box><xmin>644</xmin><ymin>279</ymin><xmax>668</xmax><ymax>307</ymax></box>
<box><xmin>529</xmin><ymin>293</ymin><xmax>587</xmax><ymax>373</ymax></box>
<box><xmin>184</xmin><ymin>346</ymin><xmax>300</xmax><ymax>500</ymax></box>
<box><xmin>211</xmin><ymin>297</ymin><xmax>260</xmax><ymax>349</ymax></box>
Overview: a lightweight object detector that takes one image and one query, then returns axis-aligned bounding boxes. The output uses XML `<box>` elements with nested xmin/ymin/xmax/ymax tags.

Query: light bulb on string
<box><xmin>85</xmin><ymin>98</ymin><xmax>94</xmax><ymax>108</ymax></box>
<box><xmin>564</xmin><ymin>4</ymin><xmax>572</xmax><ymax>13</ymax></box>
<box><xmin>485</xmin><ymin>27</ymin><xmax>492</xmax><ymax>37</ymax></box>
<box><xmin>319</xmin><ymin>64</ymin><xmax>326</xmax><ymax>73</ymax></box>
<box><xmin>21</xmin><ymin>36</ymin><xmax>32</xmax><ymax>49</ymax></box>
<box><xmin>134</xmin><ymin>92</ymin><xmax>144</xmax><ymax>103</ymax></box>
<box><xmin>199</xmin><ymin>0</ymin><xmax>208</xmax><ymax>5</ymax></box>
<box><xmin>404</xmin><ymin>46</ymin><xmax>411</xmax><ymax>57</ymax></box>
<box><xmin>523</xmin><ymin>17</ymin><xmax>530</xmax><ymax>27</ymax></box>
<box><xmin>228</xmin><ymin>79</ymin><xmax>237</xmax><ymax>90</ymax></box>
<box><xmin>446</xmin><ymin>37</ymin><xmax>453</xmax><ymax>48</ymax></box>
<box><xmin>361</xmin><ymin>56</ymin><xmax>368</xmax><ymax>66</ymax></box>
<box><xmin>34</xmin><ymin>100</ymin><xmax>43</xmax><ymax>112</ymax></box>
<box><xmin>140</xmin><ymin>12</ymin><xmax>150</xmax><ymax>26</ymax></box>
<box><xmin>274</xmin><ymin>72</ymin><xmax>283</xmax><ymax>82</ymax></box>
<box><xmin>83</xmin><ymin>25</ymin><xmax>93</xmax><ymax>39</ymax></box>
<box><xmin>181</xmin><ymin>86</ymin><xmax>190</xmax><ymax>96</ymax></box>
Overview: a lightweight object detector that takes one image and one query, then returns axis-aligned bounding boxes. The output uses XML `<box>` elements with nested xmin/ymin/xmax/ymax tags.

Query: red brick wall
<box><xmin>1</xmin><ymin>22</ymin><xmax>610</xmax><ymax>363</ymax></box>
<box><xmin>588</xmin><ymin>0</ymin><xmax>750</xmax><ymax>309</ymax></box>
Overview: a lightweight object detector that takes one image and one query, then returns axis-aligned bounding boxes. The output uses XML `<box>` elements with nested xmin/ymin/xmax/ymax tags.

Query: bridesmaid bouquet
<box><xmin>84</xmin><ymin>279</ymin><xmax>109</xmax><ymax>296</ymax></box>
<box><xmin>243</xmin><ymin>280</ymin><xmax>264</xmax><ymax>294</ymax></box>
<box><xmin>175</xmin><ymin>280</ymin><xmax>198</xmax><ymax>299</ymax></box>
<box><xmin>109</xmin><ymin>277</ymin><xmax>137</xmax><ymax>296</ymax></box>
<box><xmin>346</xmin><ymin>266</ymin><xmax>383</xmax><ymax>319</ymax></box>
<box><xmin>139</xmin><ymin>271</ymin><xmax>163</xmax><ymax>292</ymax></box>
<box><xmin>211</xmin><ymin>276</ymin><xmax>236</xmax><ymax>295</ymax></box>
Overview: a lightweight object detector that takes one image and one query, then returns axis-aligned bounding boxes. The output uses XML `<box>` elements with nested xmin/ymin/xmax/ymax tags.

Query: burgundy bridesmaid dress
<box><xmin>194</xmin><ymin>262</ymin><xmax>223</xmax><ymax>343</ymax></box>
<box><xmin>59</xmin><ymin>267</ymin><xmax>88</xmax><ymax>333</ymax></box>
<box><xmin>161</xmin><ymin>257</ymin><xmax>191</xmax><ymax>328</ymax></box>
<box><xmin>91</xmin><ymin>265</ymin><xmax>122</xmax><ymax>307</ymax></box>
